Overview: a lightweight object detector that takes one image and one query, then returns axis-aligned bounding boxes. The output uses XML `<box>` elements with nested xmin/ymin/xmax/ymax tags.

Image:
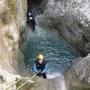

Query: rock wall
<box><xmin>0</xmin><ymin>0</ymin><xmax>27</xmax><ymax>74</ymax></box>
<box><xmin>65</xmin><ymin>54</ymin><xmax>90</xmax><ymax>90</ymax></box>
<box><xmin>35</xmin><ymin>0</ymin><xmax>90</xmax><ymax>56</ymax></box>
<box><xmin>73</xmin><ymin>54</ymin><xmax>90</xmax><ymax>82</ymax></box>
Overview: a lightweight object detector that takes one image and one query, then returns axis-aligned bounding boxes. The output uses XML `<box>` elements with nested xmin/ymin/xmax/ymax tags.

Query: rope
<box><xmin>16</xmin><ymin>73</ymin><xmax>37</xmax><ymax>90</ymax></box>
<box><xmin>5</xmin><ymin>62</ymin><xmax>33</xmax><ymax>90</ymax></box>
<box><xmin>5</xmin><ymin>77</ymin><xmax>25</xmax><ymax>90</ymax></box>
<box><xmin>5</xmin><ymin>73</ymin><xmax>37</xmax><ymax>90</ymax></box>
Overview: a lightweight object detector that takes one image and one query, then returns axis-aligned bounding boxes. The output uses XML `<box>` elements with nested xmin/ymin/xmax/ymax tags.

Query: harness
<box><xmin>35</xmin><ymin>60</ymin><xmax>47</xmax><ymax>71</ymax></box>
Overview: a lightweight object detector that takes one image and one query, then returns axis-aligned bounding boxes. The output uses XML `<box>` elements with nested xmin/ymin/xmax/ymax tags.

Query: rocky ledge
<box><xmin>35</xmin><ymin>0</ymin><xmax>90</xmax><ymax>56</ymax></box>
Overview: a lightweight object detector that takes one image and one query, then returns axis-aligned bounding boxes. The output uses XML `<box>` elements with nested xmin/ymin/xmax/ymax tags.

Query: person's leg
<box><xmin>42</xmin><ymin>73</ymin><xmax>47</xmax><ymax>79</ymax></box>
<box><xmin>32</xmin><ymin>24</ymin><xmax>35</xmax><ymax>31</ymax></box>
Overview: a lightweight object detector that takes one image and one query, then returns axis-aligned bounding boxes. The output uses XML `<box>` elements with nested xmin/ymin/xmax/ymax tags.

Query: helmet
<box><xmin>28</xmin><ymin>12</ymin><xmax>32</xmax><ymax>16</ymax></box>
<box><xmin>29</xmin><ymin>17</ymin><xmax>33</xmax><ymax>20</ymax></box>
<box><xmin>37</xmin><ymin>53</ymin><xmax>44</xmax><ymax>60</ymax></box>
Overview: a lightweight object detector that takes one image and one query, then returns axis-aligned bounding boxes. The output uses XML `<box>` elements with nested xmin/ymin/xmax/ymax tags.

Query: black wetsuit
<box><xmin>30</xmin><ymin>18</ymin><xmax>36</xmax><ymax>31</ymax></box>
<box><xmin>27</xmin><ymin>15</ymin><xmax>36</xmax><ymax>31</ymax></box>
<box><xmin>34</xmin><ymin>60</ymin><xmax>47</xmax><ymax>79</ymax></box>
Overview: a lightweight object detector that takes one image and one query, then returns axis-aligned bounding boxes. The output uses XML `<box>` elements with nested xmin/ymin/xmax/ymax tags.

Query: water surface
<box><xmin>23</xmin><ymin>26</ymin><xmax>80</xmax><ymax>77</ymax></box>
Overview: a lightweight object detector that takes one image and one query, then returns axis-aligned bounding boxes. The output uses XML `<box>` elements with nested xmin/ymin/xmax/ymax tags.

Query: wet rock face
<box><xmin>27</xmin><ymin>0</ymin><xmax>47</xmax><ymax>17</ymax></box>
<box><xmin>0</xmin><ymin>0</ymin><xmax>27</xmax><ymax>74</ymax></box>
<box><xmin>35</xmin><ymin>0</ymin><xmax>90</xmax><ymax>56</ymax></box>
<box><xmin>65</xmin><ymin>54</ymin><xmax>90</xmax><ymax>90</ymax></box>
<box><xmin>73</xmin><ymin>54</ymin><xmax>90</xmax><ymax>82</ymax></box>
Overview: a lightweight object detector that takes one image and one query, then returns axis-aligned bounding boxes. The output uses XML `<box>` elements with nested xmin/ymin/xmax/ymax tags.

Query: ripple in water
<box><xmin>23</xmin><ymin>26</ymin><xmax>80</xmax><ymax>77</ymax></box>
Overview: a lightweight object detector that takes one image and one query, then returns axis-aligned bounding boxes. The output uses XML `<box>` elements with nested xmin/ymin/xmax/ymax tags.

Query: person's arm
<box><xmin>33</xmin><ymin>63</ymin><xmax>38</xmax><ymax>73</ymax></box>
<box><xmin>42</xmin><ymin>64</ymin><xmax>48</xmax><ymax>73</ymax></box>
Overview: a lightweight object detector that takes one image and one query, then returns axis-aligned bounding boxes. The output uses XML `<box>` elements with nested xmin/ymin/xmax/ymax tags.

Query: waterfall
<box><xmin>47</xmin><ymin>73</ymin><xmax>67</xmax><ymax>90</ymax></box>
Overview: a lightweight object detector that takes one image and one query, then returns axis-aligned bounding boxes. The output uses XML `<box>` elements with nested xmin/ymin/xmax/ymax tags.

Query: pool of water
<box><xmin>23</xmin><ymin>26</ymin><xmax>80</xmax><ymax>76</ymax></box>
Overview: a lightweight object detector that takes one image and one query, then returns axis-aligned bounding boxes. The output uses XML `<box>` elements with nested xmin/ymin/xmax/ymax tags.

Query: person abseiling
<box><xmin>27</xmin><ymin>12</ymin><xmax>36</xmax><ymax>31</ymax></box>
<box><xmin>33</xmin><ymin>53</ymin><xmax>48</xmax><ymax>79</ymax></box>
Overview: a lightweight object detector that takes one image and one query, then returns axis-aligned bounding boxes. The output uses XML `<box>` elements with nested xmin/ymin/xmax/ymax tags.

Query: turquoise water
<box><xmin>23</xmin><ymin>26</ymin><xmax>80</xmax><ymax>75</ymax></box>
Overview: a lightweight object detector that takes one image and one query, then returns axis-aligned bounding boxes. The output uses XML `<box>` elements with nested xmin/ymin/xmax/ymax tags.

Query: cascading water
<box><xmin>23</xmin><ymin>26</ymin><xmax>80</xmax><ymax>90</ymax></box>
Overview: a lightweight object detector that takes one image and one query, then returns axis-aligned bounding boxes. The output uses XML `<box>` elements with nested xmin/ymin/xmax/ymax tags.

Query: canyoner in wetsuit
<box><xmin>33</xmin><ymin>53</ymin><xmax>48</xmax><ymax>79</ymax></box>
<box><xmin>27</xmin><ymin>12</ymin><xmax>36</xmax><ymax>31</ymax></box>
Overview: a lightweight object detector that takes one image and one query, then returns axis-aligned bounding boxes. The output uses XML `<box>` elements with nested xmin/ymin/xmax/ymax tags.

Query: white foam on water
<box><xmin>47</xmin><ymin>73</ymin><xmax>62</xmax><ymax>79</ymax></box>
<box><xmin>60</xmin><ymin>78</ymin><xmax>67</xmax><ymax>90</ymax></box>
<box><xmin>47</xmin><ymin>73</ymin><xmax>67</xmax><ymax>90</ymax></box>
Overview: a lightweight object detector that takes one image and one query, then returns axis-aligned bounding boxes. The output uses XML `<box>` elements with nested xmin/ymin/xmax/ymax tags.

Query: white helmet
<box><xmin>28</xmin><ymin>12</ymin><xmax>32</xmax><ymax>16</ymax></box>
